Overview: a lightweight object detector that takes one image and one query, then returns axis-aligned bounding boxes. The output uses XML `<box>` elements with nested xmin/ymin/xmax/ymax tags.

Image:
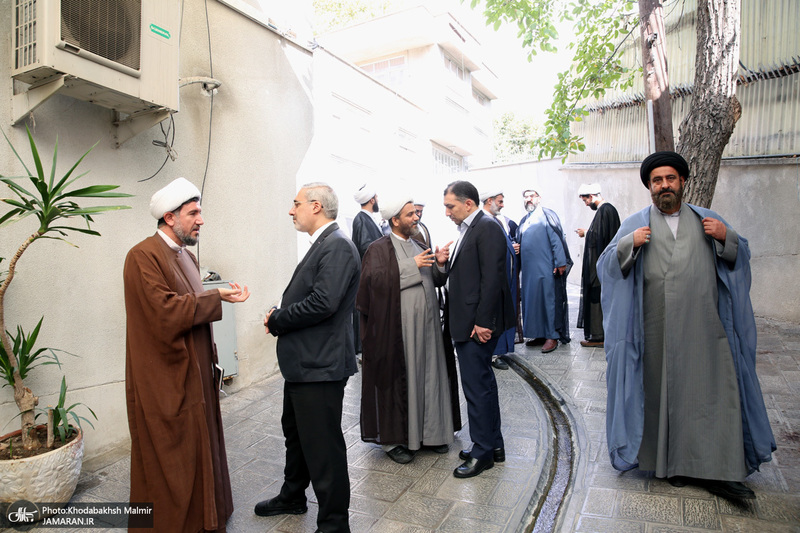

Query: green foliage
<box><xmin>493</xmin><ymin>112</ymin><xmax>543</xmax><ymax>163</ymax></box>
<box><xmin>313</xmin><ymin>0</ymin><xmax>405</xmax><ymax>34</ymax></box>
<box><xmin>0</xmin><ymin>318</ymin><xmax>65</xmax><ymax>388</ymax></box>
<box><xmin>472</xmin><ymin>0</ymin><xmax>639</xmax><ymax>160</ymax></box>
<box><xmin>0</xmin><ymin>126</ymin><xmax>132</xmax><ymax>246</ymax></box>
<box><xmin>38</xmin><ymin>377</ymin><xmax>97</xmax><ymax>444</ymax></box>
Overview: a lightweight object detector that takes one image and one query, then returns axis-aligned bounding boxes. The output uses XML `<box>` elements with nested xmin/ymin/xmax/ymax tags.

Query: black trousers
<box><xmin>454</xmin><ymin>338</ymin><xmax>504</xmax><ymax>461</ymax></box>
<box><xmin>279</xmin><ymin>379</ymin><xmax>350</xmax><ymax>533</ymax></box>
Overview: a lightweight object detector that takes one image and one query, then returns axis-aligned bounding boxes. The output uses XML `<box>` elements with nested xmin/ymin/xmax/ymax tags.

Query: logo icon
<box><xmin>6</xmin><ymin>501</ymin><xmax>38</xmax><ymax>524</ymax></box>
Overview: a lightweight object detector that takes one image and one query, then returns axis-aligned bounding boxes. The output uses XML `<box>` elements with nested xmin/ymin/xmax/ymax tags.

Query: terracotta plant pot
<box><xmin>0</xmin><ymin>428</ymin><xmax>84</xmax><ymax>504</ymax></box>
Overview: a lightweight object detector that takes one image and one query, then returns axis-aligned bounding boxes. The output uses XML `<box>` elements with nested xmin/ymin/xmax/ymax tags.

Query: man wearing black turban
<box><xmin>597</xmin><ymin>151</ymin><xmax>775</xmax><ymax>501</ymax></box>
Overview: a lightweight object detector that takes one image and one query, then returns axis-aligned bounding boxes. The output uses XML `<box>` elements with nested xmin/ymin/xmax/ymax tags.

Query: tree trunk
<box><xmin>676</xmin><ymin>0</ymin><xmax>742</xmax><ymax>208</ymax></box>
<box><xmin>0</xmin><ymin>232</ymin><xmax>42</xmax><ymax>450</ymax></box>
<box><xmin>639</xmin><ymin>0</ymin><xmax>675</xmax><ymax>152</ymax></box>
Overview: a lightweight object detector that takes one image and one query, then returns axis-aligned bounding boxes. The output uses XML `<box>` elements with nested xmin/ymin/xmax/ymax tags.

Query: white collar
<box><xmin>157</xmin><ymin>229</ymin><xmax>183</xmax><ymax>252</ymax></box>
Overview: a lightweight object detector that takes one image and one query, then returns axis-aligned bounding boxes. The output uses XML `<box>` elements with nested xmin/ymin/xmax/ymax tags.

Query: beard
<box><xmin>174</xmin><ymin>224</ymin><xmax>199</xmax><ymax>246</ymax></box>
<box><xmin>525</xmin><ymin>201</ymin><xmax>538</xmax><ymax>213</ymax></box>
<box><xmin>589</xmin><ymin>202</ymin><xmax>598</xmax><ymax>211</ymax></box>
<box><xmin>372</xmin><ymin>201</ymin><xmax>380</xmax><ymax>213</ymax></box>
<box><xmin>652</xmin><ymin>185</ymin><xmax>683</xmax><ymax>212</ymax></box>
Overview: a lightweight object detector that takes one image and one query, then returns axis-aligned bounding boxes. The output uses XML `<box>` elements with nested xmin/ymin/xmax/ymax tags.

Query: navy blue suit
<box><xmin>446</xmin><ymin>210</ymin><xmax>515</xmax><ymax>461</ymax></box>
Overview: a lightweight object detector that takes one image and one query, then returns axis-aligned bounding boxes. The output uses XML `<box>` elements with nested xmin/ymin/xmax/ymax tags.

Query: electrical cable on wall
<box><xmin>139</xmin><ymin>114</ymin><xmax>177</xmax><ymax>182</ymax></box>
<box><xmin>197</xmin><ymin>0</ymin><xmax>215</xmax><ymax>264</ymax></box>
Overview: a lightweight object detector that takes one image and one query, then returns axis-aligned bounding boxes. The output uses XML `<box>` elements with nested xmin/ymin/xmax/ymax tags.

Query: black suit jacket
<box><xmin>446</xmin><ymin>210</ymin><xmax>515</xmax><ymax>342</ymax></box>
<box><xmin>268</xmin><ymin>223</ymin><xmax>361</xmax><ymax>382</ymax></box>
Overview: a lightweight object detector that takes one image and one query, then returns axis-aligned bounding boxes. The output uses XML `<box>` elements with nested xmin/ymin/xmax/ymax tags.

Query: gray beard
<box><xmin>173</xmin><ymin>225</ymin><xmax>198</xmax><ymax>246</ymax></box>
<box><xmin>652</xmin><ymin>187</ymin><xmax>683</xmax><ymax>212</ymax></box>
<box><xmin>525</xmin><ymin>203</ymin><xmax>537</xmax><ymax>213</ymax></box>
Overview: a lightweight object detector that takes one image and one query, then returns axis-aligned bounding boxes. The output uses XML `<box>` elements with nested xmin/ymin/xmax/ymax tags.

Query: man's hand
<box><xmin>554</xmin><ymin>265</ymin><xmax>566</xmax><ymax>276</ymax></box>
<box><xmin>264</xmin><ymin>306</ymin><xmax>276</xmax><ymax>335</ymax></box>
<box><xmin>434</xmin><ymin>240</ymin><xmax>453</xmax><ymax>265</ymax></box>
<box><xmin>702</xmin><ymin>217</ymin><xmax>727</xmax><ymax>243</ymax></box>
<box><xmin>633</xmin><ymin>226</ymin><xmax>651</xmax><ymax>248</ymax></box>
<box><xmin>471</xmin><ymin>325</ymin><xmax>492</xmax><ymax>344</ymax></box>
<box><xmin>415</xmin><ymin>248</ymin><xmax>435</xmax><ymax>269</ymax></box>
<box><xmin>575</xmin><ymin>228</ymin><xmax>585</xmax><ymax>238</ymax></box>
<box><xmin>219</xmin><ymin>282</ymin><xmax>250</xmax><ymax>303</ymax></box>
<box><xmin>513</xmin><ymin>242</ymin><xmax>520</xmax><ymax>255</ymax></box>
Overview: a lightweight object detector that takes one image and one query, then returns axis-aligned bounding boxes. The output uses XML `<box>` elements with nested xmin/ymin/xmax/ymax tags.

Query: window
<box><xmin>361</xmin><ymin>55</ymin><xmax>406</xmax><ymax>89</ymax></box>
<box><xmin>443</xmin><ymin>53</ymin><xmax>469</xmax><ymax>84</ymax></box>
<box><xmin>432</xmin><ymin>143</ymin><xmax>464</xmax><ymax>175</ymax></box>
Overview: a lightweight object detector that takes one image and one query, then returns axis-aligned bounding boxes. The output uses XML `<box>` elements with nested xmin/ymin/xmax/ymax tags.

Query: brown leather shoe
<box><xmin>580</xmin><ymin>340</ymin><xmax>604</xmax><ymax>347</ymax></box>
<box><xmin>541</xmin><ymin>339</ymin><xmax>558</xmax><ymax>353</ymax></box>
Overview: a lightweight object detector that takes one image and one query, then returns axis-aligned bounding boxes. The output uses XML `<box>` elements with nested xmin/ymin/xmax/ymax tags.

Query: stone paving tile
<box><xmin>436</xmin><ymin>514</ymin><xmax>505</xmax><ymax>532</ymax></box>
<box><xmin>349</xmin><ymin>493</ymin><xmax>392</xmax><ymax>517</ymax></box>
<box><xmin>436</xmin><ymin>473</ymin><xmax>500</xmax><ymax>505</ymax></box>
<box><xmin>408</xmin><ymin>468</ymin><xmax>450</xmax><ymax>496</ymax></box>
<box><xmin>615</xmin><ymin>492</ymin><xmax>682</xmax><ymax>525</ymax></box>
<box><xmin>719</xmin><ymin>514</ymin><xmax>800</xmax><ymax>533</ymax></box>
<box><xmin>575</xmin><ymin>515</ymin><xmax>644</xmax><ymax>532</ymax></box>
<box><xmin>352</xmin><ymin>471</ymin><xmax>416</xmax><ymax>502</ymax></box>
<box><xmin>382</xmin><ymin>492</ymin><xmax>453</xmax><ymax>528</ymax></box>
<box><xmin>580</xmin><ymin>487</ymin><xmax>617</xmax><ymax>517</ymax></box>
<box><xmin>366</xmin><ymin>518</ymin><xmax>434</xmax><ymax>532</ymax></box>
<box><xmin>682</xmin><ymin>497</ymin><xmax>721</xmax><ymax>529</ymax></box>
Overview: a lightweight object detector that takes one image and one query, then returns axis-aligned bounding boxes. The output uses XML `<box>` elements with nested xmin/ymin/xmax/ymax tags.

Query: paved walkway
<box><xmin>33</xmin><ymin>287</ymin><xmax>800</xmax><ymax>532</ymax></box>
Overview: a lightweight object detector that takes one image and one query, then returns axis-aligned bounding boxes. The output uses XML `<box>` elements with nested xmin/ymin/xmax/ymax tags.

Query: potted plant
<box><xmin>0</xmin><ymin>126</ymin><xmax>131</xmax><ymax>504</ymax></box>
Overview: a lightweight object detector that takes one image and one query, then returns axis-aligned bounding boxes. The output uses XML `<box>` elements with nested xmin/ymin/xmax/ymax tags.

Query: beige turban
<box><xmin>577</xmin><ymin>183</ymin><xmax>601</xmax><ymax>196</ymax></box>
<box><xmin>380</xmin><ymin>195</ymin><xmax>414</xmax><ymax>221</ymax></box>
<box><xmin>353</xmin><ymin>184</ymin><xmax>376</xmax><ymax>205</ymax></box>
<box><xmin>149</xmin><ymin>177</ymin><xmax>201</xmax><ymax>219</ymax></box>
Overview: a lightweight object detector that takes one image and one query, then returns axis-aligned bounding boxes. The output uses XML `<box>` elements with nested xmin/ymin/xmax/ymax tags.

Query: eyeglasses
<box><xmin>292</xmin><ymin>200</ymin><xmax>321</xmax><ymax>208</ymax></box>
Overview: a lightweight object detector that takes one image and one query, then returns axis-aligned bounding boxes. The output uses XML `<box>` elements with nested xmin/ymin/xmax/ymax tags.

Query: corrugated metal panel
<box><xmin>571</xmin><ymin>0</ymin><xmax>800</xmax><ymax>162</ymax></box>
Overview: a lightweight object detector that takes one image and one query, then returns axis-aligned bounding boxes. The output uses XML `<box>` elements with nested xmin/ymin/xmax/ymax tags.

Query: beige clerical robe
<box><xmin>124</xmin><ymin>234</ymin><xmax>232</xmax><ymax>532</ymax></box>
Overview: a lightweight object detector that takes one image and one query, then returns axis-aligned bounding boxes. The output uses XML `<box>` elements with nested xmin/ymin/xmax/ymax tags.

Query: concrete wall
<box><xmin>0</xmin><ymin>0</ymin><xmax>313</xmax><ymax>457</ymax></box>
<box><xmin>469</xmin><ymin>158</ymin><xmax>800</xmax><ymax>324</ymax></box>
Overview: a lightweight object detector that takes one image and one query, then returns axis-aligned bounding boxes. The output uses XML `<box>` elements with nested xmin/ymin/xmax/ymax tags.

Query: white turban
<box><xmin>413</xmin><ymin>199</ymin><xmax>426</xmax><ymax>207</ymax></box>
<box><xmin>353</xmin><ymin>184</ymin><xmax>376</xmax><ymax>205</ymax></box>
<box><xmin>577</xmin><ymin>183</ymin><xmax>602</xmax><ymax>196</ymax></box>
<box><xmin>380</xmin><ymin>195</ymin><xmax>414</xmax><ymax>221</ymax></box>
<box><xmin>479</xmin><ymin>188</ymin><xmax>503</xmax><ymax>202</ymax></box>
<box><xmin>149</xmin><ymin>177</ymin><xmax>201</xmax><ymax>219</ymax></box>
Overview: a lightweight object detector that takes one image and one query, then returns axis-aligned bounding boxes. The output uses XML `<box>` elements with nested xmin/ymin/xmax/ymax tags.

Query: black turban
<box><xmin>639</xmin><ymin>151</ymin><xmax>689</xmax><ymax>187</ymax></box>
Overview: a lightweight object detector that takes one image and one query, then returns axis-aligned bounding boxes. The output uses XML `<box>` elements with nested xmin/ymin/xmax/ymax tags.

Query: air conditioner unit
<box><xmin>11</xmin><ymin>0</ymin><xmax>180</xmax><ymax>118</ymax></box>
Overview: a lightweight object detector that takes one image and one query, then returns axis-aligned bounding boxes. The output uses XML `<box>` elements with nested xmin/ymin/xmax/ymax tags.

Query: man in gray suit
<box><xmin>255</xmin><ymin>183</ymin><xmax>360</xmax><ymax>533</ymax></box>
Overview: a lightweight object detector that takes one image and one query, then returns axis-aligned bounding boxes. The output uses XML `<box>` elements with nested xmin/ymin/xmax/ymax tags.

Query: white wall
<box><xmin>469</xmin><ymin>158</ymin><xmax>800</xmax><ymax>324</ymax></box>
<box><xmin>0</xmin><ymin>0</ymin><xmax>314</xmax><ymax>458</ymax></box>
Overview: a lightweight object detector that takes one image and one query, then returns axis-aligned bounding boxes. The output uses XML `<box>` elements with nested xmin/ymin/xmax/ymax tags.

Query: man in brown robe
<box><xmin>124</xmin><ymin>177</ymin><xmax>250</xmax><ymax>532</ymax></box>
<box><xmin>357</xmin><ymin>196</ymin><xmax>460</xmax><ymax>464</ymax></box>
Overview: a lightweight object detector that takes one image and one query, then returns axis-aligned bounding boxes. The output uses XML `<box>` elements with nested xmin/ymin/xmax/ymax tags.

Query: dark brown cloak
<box><xmin>356</xmin><ymin>236</ymin><xmax>461</xmax><ymax>444</ymax></box>
<box><xmin>124</xmin><ymin>234</ymin><xmax>232</xmax><ymax>533</ymax></box>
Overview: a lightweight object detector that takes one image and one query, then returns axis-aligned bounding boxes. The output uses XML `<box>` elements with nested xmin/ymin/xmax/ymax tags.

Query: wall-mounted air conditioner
<box><xmin>11</xmin><ymin>0</ymin><xmax>180</xmax><ymax>121</ymax></box>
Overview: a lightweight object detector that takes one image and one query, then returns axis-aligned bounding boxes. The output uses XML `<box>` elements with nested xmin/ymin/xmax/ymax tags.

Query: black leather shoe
<box><xmin>702</xmin><ymin>480</ymin><xmax>755</xmax><ymax>500</ymax></box>
<box><xmin>386</xmin><ymin>445</ymin><xmax>415</xmax><ymax>464</ymax></box>
<box><xmin>426</xmin><ymin>444</ymin><xmax>449</xmax><ymax>454</ymax></box>
<box><xmin>454</xmin><ymin>457</ymin><xmax>494</xmax><ymax>478</ymax></box>
<box><xmin>492</xmin><ymin>358</ymin><xmax>509</xmax><ymax>370</ymax></box>
<box><xmin>667</xmin><ymin>476</ymin><xmax>689</xmax><ymax>487</ymax></box>
<box><xmin>254</xmin><ymin>496</ymin><xmax>307</xmax><ymax>517</ymax></box>
<box><xmin>459</xmin><ymin>448</ymin><xmax>505</xmax><ymax>463</ymax></box>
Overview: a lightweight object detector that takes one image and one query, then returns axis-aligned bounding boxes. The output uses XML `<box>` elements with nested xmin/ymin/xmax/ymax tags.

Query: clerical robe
<box><xmin>124</xmin><ymin>234</ymin><xmax>233</xmax><ymax>532</ymax></box>
<box><xmin>357</xmin><ymin>235</ymin><xmax>461</xmax><ymax>448</ymax></box>
<box><xmin>598</xmin><ymin>204</ymin><xmax>775</xmax><ymax>479</ymax></box>
<box><xmin>576</xmin><ymin>202</ymin><xmax>620</xmax><ymax>341</ymax></box>
<box><xmin>517</xmin><ymin>207</ymin><xmax>572</xmax><ymax>342</ymax></box>
<box><xmin>490</xmin><ymin>214</ymin><xmax>518</xmax><ymax>355</ymax></box>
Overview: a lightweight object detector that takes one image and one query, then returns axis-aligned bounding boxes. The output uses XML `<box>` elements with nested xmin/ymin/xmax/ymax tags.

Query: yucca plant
<box><xmin>0</xmin><ymin>126</ymin><xmax>131</xmax><ymax>451</ymax></box>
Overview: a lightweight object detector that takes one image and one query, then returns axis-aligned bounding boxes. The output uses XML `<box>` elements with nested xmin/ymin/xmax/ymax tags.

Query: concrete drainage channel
<box><xmin>507</xmin><ymin>355</ymin><xmax>575</xmax><ymax>533</ymax></box>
